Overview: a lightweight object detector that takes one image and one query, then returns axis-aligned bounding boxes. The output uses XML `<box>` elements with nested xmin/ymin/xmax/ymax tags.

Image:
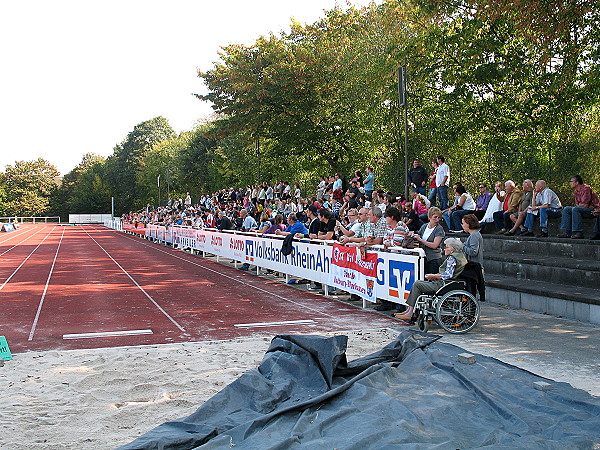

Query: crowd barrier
<box><xmin>114</xmin><ymin>223</ymin><xmax>426</xmax><ymax>307</ymax></box>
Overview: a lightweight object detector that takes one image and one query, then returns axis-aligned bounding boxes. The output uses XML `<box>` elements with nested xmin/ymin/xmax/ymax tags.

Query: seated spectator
<box><xmin>558</xmin><ymin>175</ymin><xmax>600</xmax><ymax>239</ymax></box>
<box><xmin>480</xmin><ymin>181</ymin><xmax>504</xmax><ymax>224</ymax></box>
<box><xmin>339</xmin><ymin>207</ymin><xmax>372</xmax><ymax>244</ymax></box>
<box><xmin>216</xmin><ymin>211</ymin><xmax>235</xmax><ymax>230</ymax></box>
<box><xmin>522</xmin><ymin>180</ymin><xmax>563</xmax><ymax>237</ymax></box>
<box><xmin>275</xmin><ymin>213</ymin><xmax>309</xmax><ymax>237</ymax></box>
<box><xmin>317</xmin><ymin>208</ymin><xmax>337</xmax><ymax>240</ymax></box>
<box><xmin>264</xmin><ymin>214</ymin><xmax>286</xmax><ymax>235</ymax></box>
<box><xmin>394</xmin><ymin>237</ymin><xmax>467</xmax><ymax>321</ymax></box>
<box><xmin>402</xmin><ymin>202</ymin><xmax>423</xmax><ymax>232</ymax></box>
<box><xmin>505</xmin><ymin>179</ymin><xmax>533</xmax><ymax>236</ymax></box>
<box><xmin>474</xmin><ymin>183</ymin><xmax>493</xmax><ymax>220</ymax></box>
<box><xmin>335</xmin><ymin>208</ymin><xmax>361</xmax><ymax>239</ymax></box>
<box><xmin>493</xmin><ymin>180</ymin><xmax>522</xmax><ymax>234</ymax></box>
<box><xmin>253</xmin><ymin>212</ymin><xmax>272</xmax><ymax>233</ymax></box>
<box><xmin>411</xmin><ymin>207</ymin><xmax>445</xmax><ymax>274</ymax></box>
<box><xmin>592</xmin><ymin>207</ymin><xmax>600</xmax><ymax>240</ymax></box>
<box><xmin>461</xmin><ymin>214</ymin><xmax>483</xmax><ymax>265</ymax></box>
<box><xmin>363</xmin><ymin>206</ymin><xmax>388</xmax><ymax>246</ymax></box>
<box><xmin>383</xmin><ymin>207</ymin><xmax>409</xmax><ymax>248</ymax></box>
<box><xmin>442</xmin><ymin>184</ymin><xmax>476</xmax><ymax>231</ymax></box>
<box><xmin>303</xmin><ymin>205</ymin><xmax>321</xmax><ymax>239</ymax></box>
<box><xmin>239</xmin><ymin>208</ymin><xmax>257</xmax><ymax>232</ymax></box>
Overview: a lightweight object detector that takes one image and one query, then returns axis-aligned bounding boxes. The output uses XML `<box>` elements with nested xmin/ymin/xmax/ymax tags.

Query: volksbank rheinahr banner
<box><xmin>145</xmin><ymin>225</ymin><xmax>424</xmax><ymax>304</ymax></box>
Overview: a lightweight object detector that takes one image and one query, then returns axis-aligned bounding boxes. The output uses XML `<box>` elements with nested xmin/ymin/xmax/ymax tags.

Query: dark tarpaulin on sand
<box><xmin>120</xmin><ymin>331</ymin><xmax>600</xmax><ymax>449</ymax></box>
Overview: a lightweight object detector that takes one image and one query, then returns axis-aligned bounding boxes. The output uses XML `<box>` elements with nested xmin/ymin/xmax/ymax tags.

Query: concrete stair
<box><xmin>479</xmin><ymin>234</ymin><xmax>600</xmax><ymax>324</ymax></box>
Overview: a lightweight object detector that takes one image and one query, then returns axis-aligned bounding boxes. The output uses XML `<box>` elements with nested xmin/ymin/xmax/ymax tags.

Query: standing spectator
<box><xmin>428</xmin><ymin>160</ymin><xmax>438</xmax><ymax>207</ymax></box>
<box><xmin>293</xmin><ymin>183</ymin><xmax>301</xmax><ymax>200</ymax></box>
<box><xmin>364</xmin><ymin>166</ymin><xmax>375</xmax><ymax>201</ymax></box>
<box><xmin>435</xmin><ymin>156</ymin><xmax>450</xmax><ymax>210</ymax></box>
<box><xmin>492</xmin><ymin>180</ymin><xmax>522</xmax><ymax>234</ymax></box>
<box><xmin>408</xmin><ymin>159</ymin><xmax>428</xmax><ymax>195</ymax></box>
<box><xmin>316</xmin><ymin>176</ymin><xmax>326</xmax><ymax>202</ymax></box>
<box><xmin>461</xmin><ymin>214</ymin><xmax>483</xmax><ymax>265</ymax></box>
<box><xmin>333</xmin><ymin>173</ymin><xmax>343</xmax><ymax>191</ymax></box>
<box><xmin>558</xmin><ymin>175</ymin><xmax>600</xmax><ymax>239</ymax></box>
<box><xmin>522</xmin><ymin>180</ymin><xmax>562</xmax><ymax>237</ymax></box>
<box><xmin>185</xmin><ymin>192</ymin><xmax>192</xmax><ymax>207</ymax></box>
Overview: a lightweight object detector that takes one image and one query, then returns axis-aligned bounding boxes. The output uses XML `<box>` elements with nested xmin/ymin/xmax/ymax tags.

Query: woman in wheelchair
<box><xmin>394</xmin><ymin>237</ymin><xmax>467</xmax><ymax>321</ymax></box>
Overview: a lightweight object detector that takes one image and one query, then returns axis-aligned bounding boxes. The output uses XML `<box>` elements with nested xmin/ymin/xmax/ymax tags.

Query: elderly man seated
<box><xmin>394</xmin><ymin>237</ymin><xmax>467</xmax><ymax>321</ymax></box>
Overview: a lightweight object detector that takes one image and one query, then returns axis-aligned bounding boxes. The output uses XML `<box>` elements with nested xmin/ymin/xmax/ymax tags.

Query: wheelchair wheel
<box><xmin>435</xmin><ymin>290</ymin><xmax>480</xmax><ymax>334</ymax></box>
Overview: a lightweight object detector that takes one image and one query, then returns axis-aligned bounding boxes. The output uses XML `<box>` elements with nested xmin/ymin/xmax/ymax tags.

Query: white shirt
<box><xmin>436</xmin><ymin>163</ymin><xmax>450</xmax><ymax>187</ymax></box>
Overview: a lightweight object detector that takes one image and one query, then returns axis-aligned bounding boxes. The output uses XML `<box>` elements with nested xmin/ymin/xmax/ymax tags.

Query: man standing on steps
<box><xmin>435</xmin><ymin>156</ymin><xmax>450</xmax><ymax>210</ymax></box>
<box><xmin>521</xmin><ymin>180</ymin><xmax>562</xmax><ymax>237</ymax></box>
<box><xmin>558</xmin><ymin>175</ymin><xmax>600</xmax><ymax>240</ymax></box>
<box><xmin>408</xmin><ymin>159</ymin><xmax>428</xmax><ymax>195</ymax></box>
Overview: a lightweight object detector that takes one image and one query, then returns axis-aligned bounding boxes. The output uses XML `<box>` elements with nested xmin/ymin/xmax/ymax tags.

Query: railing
<box><xmin>0</xmin><ymin>216</ymin><xmax>61</xmax><ymax>223</ymax></box>
<box><xmin>111</xmin><ymin>221</ymin><xmax>425</xmax><ymax>308</ymax></box>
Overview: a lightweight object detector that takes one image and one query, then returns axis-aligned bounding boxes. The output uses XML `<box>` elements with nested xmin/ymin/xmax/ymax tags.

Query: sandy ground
<box><xmin>0</xmin><ymin>328</ymin><xmax>399</xmax><ymax>449</ymax></box>
<box><xmin>3</xmin><ymin>302</ymin><xmax>600</xmax><ymax>449</ymax></box>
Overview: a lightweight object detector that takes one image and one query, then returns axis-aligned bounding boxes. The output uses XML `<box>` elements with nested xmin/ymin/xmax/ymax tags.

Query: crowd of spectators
<box><xmin>123</xmin><ymin>160</ymin><xmax>600</xmax><ymax>245</ymax></box>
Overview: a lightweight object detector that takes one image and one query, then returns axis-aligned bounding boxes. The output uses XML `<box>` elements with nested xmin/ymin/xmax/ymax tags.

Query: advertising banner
<box><xmin>328</xmin><ymin>243</ymin><xmax>378</xmax><ymax>302</ymax></box>
<box><xmin>137</xmin><ymin>226</ymin><xmax>424</xmax><ymax>304</ymax></box>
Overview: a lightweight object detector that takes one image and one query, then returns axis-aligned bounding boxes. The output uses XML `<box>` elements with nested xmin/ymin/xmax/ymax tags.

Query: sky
<box><xmin>0</xmin><ymin>0</ymin><xmax>373</xmax><ymax>175</ymax></box>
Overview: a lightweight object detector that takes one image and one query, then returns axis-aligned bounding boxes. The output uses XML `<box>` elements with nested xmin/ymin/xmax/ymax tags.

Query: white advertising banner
<box><xmin>143</xmin><ymin>226</ymin><xmax>424</xmax><ymax>304</ymax></box>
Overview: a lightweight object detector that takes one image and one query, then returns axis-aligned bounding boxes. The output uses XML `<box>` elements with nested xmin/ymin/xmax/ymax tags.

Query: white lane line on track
<box><xmin>0</xmin><ymin>225</ymin><xmax>48</xmax><ymax>257</ymax></box>
<box><xmin>80</xmin><ymin>227</ymin><xmax>187</xmax><ymax>333</ymax></box>
<box><xmin>0</xmin><ymin>226</ymin><xmax>58</xmax><ymax>293</ymax></box>
<box><xmin>234</xmin><ymin>320</ymin><xmax>317</xmax><ymax>328</ymax></box>
<box><xmin>63</xmin><ymin>329</ymin><xmax>153</xmax><ymax>339</ymax></box>
<box><xmin>0</xmin><ymin>225</ymin><xmax>35</xmax><ymax>245</ymax></box>
<box><xmin>28</xmin><ymin>227</ymin><xmax>66</xmax><ymax>341</ymax></box>
<box><xmin>106</xmin><ymin>229</ymin><xmax>335</xmax><ymax>319</ymax></box>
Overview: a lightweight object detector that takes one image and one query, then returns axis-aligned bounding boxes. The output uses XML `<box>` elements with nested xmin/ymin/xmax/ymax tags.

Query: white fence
<box><xmin>116</xmin><ymin>223</ymin><xmax>426</xmax><ymax>306</ymax></box>
<box><xmin>69</xmin><ymin>214</ymin><xmax>113</xmax><ymax>224</ymax></box>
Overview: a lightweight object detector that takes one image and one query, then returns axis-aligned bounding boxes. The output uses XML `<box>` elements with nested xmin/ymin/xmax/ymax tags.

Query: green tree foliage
<box><xmin>49</xmin><ymin>153</ymin><xmax>106</xmax><ymax>217</ymax></box>
<box><xmin>0</xmin><ymin>159</ymin><xmax>60</xmax><ymax>216</ymax></box>
<box><xmin>105</xmin><ymin>116</ymin><xmax>175</xmax><ymax>212</ymax></box>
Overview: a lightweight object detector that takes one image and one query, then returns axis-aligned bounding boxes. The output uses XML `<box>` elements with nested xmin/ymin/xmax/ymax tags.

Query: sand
<box><xmin>0</xmin><ymin>328</ymin><xmax>399</xmax><ymax>449</ymax></box>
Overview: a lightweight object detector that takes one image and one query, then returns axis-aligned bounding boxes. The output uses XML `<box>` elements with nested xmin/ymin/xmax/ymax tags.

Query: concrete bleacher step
<box><xmin>485</xmin><ymin>274</ymin><xmax>600</xmax><ymax>323</ymax></box>
<box><xmin>482</xmin><ymin>234</ymin><xmax>600</xmax><ymax>259</ymax></box>
<box><xmin>483</xmin><ymin>252</ymin><xmax>600</xmax><ymax>289</ymax></box>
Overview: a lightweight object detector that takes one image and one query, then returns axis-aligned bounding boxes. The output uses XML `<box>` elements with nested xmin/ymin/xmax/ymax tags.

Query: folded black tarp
<box><xmin>120</xmin><ymin>331</ymin><xmax>600</xmax><ymax>449</ymax></box>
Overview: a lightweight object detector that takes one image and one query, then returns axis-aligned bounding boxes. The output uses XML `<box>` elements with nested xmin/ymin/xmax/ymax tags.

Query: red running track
<box><xmin>0</xmin><ymin>224</ymin><xmax>397</xmax><ymax>353</ymax></box>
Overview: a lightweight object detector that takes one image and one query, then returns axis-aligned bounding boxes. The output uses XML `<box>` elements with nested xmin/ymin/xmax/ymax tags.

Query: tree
<box><xmin>0</xmin><ymin>159</ymin><xmax>60</xmax><ymax>216</ymax></box>
<box><xmin>105</xmin><ymin>116</ymin><xmax>175</xmax><ymax>213</ymax></box>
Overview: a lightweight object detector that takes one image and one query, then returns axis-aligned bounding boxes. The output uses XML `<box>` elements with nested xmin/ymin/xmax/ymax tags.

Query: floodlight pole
<box><xmin>398</xmin><ymin>58</ymin><xmax>409</xmax><ymax>199</ymax></box>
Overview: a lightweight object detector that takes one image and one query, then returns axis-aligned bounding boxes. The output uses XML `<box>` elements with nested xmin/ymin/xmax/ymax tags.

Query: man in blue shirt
<box><xmin>364</xmin><ymin>166</ymin><xmax>375</xmax><ymax>201</ymax></box>
<box><xmin>276</xmin><ymin>213</ymin><xmax>309</xmax><ymax>237</ymax></box>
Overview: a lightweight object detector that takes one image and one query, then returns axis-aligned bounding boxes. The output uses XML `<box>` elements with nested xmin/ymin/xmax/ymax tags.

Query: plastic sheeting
<box><xmin>120</xmin><ymin>331</ymin><xmax>600</xmax><ymax>449</ymax></box>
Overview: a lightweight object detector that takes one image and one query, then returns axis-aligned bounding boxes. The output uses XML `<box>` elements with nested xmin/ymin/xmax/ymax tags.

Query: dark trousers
<box><xmin>493</xmin><ymin>210</ymin><xmax>512</xmax><ymax>231</ymax></box>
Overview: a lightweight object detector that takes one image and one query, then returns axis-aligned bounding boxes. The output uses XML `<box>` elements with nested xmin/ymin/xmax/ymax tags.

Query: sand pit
<box><xmin>1</xmin><ymin>328</ymin><xmax>399</xmax><ymax>449</ymax></box>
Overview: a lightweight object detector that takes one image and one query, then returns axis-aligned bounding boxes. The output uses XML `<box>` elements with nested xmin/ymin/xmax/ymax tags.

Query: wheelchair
<box><xmin>412</xmin><ymin>280</ymin><xmax>480</xmax><ymax>334</ymax></box>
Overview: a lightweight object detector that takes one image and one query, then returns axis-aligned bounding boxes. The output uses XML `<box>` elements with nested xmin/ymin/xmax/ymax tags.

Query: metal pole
<box><xmin>111</xmin><ymin>197</ymin><xmax>114</xmax><ymax>219</ymax></box>
<box><xmin>399</xmin><ymin>59</ymin><xmax>409</xmax><ymax>198</ymax></box>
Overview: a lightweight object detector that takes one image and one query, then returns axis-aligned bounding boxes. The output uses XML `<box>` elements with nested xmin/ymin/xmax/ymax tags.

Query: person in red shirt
<box><xmin>558</xmin><ymin>175</ymin><xmax>600</xmax><ymax>239</ymax></box>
